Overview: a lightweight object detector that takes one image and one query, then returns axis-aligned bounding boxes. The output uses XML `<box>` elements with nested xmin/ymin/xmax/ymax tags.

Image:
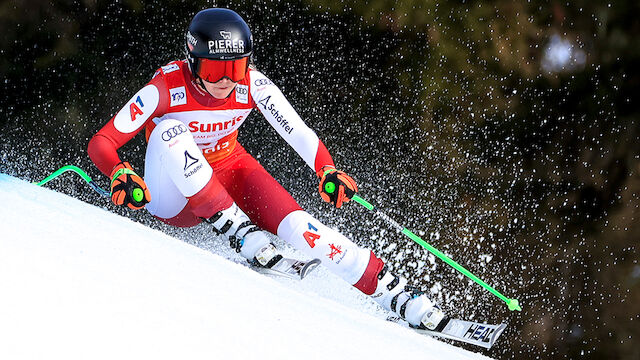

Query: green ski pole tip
<box><xmin>507</xmin><ymin>298</ymin><xmax>521</xmax><ymax>311</ymax></box>
<box><xmin>324</xmin><ymin>182</ymin><xmax>336</xmax><ymax>194</ymax></box>
<box><xmin>132</xmin><ymin>188</ymin><xmax>144</xmax><ymax>202</ymax></box>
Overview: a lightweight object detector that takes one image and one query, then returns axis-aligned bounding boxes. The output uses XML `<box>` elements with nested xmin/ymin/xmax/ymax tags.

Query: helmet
<box><xmin>186</xmin><ymin>8</ymin><xmax>253</xmax><ymax>83</ymax></box>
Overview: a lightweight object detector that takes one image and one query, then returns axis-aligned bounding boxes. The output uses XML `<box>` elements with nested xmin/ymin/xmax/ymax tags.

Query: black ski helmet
<box><xmin>186</xmin><ymin>8</ymin><xmax>253</xmax><ymax>74</ymax></box>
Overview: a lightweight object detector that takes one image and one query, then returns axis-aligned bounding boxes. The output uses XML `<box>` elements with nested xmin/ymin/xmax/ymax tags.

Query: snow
<box><xmin>0</xmin><ymin>173</ymin><xmax>494</xmax><ymax>360</ymax></box>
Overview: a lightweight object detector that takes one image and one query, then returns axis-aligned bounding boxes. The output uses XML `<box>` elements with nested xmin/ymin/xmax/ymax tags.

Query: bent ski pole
<box><xmin>35</xmin><ymin>165</ymin><xmax>110</xmax><ymax>197</ymax></box>
<box><xmin>328</xmin><ymin>185</ymin><xmax>521</xmax><ymax>311</ymax></box>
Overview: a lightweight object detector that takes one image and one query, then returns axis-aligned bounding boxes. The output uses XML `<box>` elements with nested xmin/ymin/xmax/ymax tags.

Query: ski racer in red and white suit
<box><xmin>88</xmin><ymin>59</ymin><xmax>382</xmax><ymax>290</ymax></box>
<box><xmin>87</xmin><ymin>8</ymin><xmax>448</xmax><ymax>332</ymax></box>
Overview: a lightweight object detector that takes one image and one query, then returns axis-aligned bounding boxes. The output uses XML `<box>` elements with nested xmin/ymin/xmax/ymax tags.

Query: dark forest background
<box><xmin>1</xmin><ymin>1</ymin><xmax>638</xmax><ymax>359</ymax></box>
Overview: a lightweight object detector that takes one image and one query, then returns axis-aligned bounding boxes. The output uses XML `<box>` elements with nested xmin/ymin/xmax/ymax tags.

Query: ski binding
<box><xmin>254</xmin><ymin>257</ymin><xmax>321</xmax><ymax>280</ymax></box>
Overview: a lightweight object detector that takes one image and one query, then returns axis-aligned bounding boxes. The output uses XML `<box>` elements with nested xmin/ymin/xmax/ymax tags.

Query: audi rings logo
<box><xmin>162</xmin><ymin>124</ymin><xmax>188</xmax><ymax>141</ymax></box>
<box><xmin>254</xmin><ymin>78</ymin><xmax>273</xmax><ymax>87</ymax></box>
<box><xmin>236</xmin><ymin>87</ymin><xmax>248</xmax><ymax>95</ymax></box>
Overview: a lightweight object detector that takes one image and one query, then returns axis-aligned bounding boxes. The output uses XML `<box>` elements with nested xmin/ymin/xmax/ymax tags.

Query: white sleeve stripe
<box><xmin>250</xmin><ymin>71</ymin><xmax>320</xmax><ymax>169</ymax></box>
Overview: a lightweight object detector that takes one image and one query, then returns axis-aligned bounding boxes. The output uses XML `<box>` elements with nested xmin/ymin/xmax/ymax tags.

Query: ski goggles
<box><xmin>196</xmin><ymin>57</ymin><xmax>249</xmax><ymax>83</ymax></box>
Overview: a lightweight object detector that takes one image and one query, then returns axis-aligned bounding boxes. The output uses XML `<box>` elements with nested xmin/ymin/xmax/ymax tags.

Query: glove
<box><xmin>109</xmin><ymin>161</ymin><xmax>151</xmax><ymax>210</ymax></box>
<box><xmin>318</xmin><ymin>165</ymin><xmax>358</xmax><ymax>208</ymax></box>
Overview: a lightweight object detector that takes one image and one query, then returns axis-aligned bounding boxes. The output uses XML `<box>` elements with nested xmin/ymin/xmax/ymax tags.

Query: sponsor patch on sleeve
<box><xmin>235</xmin><ymin>84</ymin><xmax>249</xmax><ymax>104</ymax></box>
<box><xmin>161</xmin><ymin>63</ymin><xmax>180</xmax><ymax>74</ymax></box>
<box><xmin>253</xmin><ymin>78</ymin><xmax>273</xmax><ymax>87</ymax></box>
<box><xmin>250</xmin><ymin>70</ymin><xmax>274</xmax><ymax>89</ymax></box>
<box><xmin>169</xmin><ymin>86</ymin><xmax>187</xmax><ymax>107</ymax></box>
<box><xmin>113</xmin><ymin>85</ymin><xmax>160</xmax><ymax>134</ymax></box>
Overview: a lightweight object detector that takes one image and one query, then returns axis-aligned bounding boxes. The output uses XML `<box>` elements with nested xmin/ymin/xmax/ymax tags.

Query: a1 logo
<box><xmin>130</xmin><ymin>96</ymin><xmax>145</xmax><ymax>121</ymax></box>
<box><xmin>303</xmin><ymin>223</ymin><xmax>321</xmax><ymax>248</ymax></box>
<box><xmin>113</xmin><ymin>85</ymin><xmax>160</xmax><ymax>134</ymax></box>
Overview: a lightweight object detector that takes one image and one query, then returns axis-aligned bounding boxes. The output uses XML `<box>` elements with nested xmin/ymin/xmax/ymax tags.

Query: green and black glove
<box><xmin>318</xmin><ymin>165</ymin><xmax>358</xmax><ymax>208</ymax></box>
<box><xmin>109</xmin><ymin>161</ymin><xmax>151</xmax><ymax>210</ymax></box>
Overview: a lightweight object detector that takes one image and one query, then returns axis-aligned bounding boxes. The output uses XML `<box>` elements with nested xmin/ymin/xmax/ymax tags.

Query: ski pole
<box><xmin>353</xmin><ymin>194</ymin><xmax>521</xmax><ymax>311</ymax></box>
<box><xmin>35</xmin><ymin>165</ymin><xmax>110</xmax><ymax>197</ymax></box>
<box><xmin>324</xmin><ymin>181</ymin><xmax>521</xmax><ymax>311</ymax></box>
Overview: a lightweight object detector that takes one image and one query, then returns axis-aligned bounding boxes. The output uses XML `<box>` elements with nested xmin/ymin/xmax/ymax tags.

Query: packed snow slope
<box><xmin>0</xmin><ymin>173</ymin><xmax>494</xmax><ymax>360</ymax></box>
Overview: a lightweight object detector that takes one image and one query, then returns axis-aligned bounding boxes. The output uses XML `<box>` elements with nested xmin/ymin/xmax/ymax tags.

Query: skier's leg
<box><xmin>210</xmin><ymin>144</ymin><xmax>303</xmax><ymax>234</ymax></box>
<box><xmin>143</xmin><ymin>119</ymin><xmax>277</xmax><ymax>265</ymax></box>
<box><xmin>144</xmin><ymin>119</ymin><xmax>226</xmax><ymax>224</ymax></box>
<box><xmin>276</xmin><ymin>210</ymin><xmax>371</xmax><ymax>283</ymax></box>
<box><xmin>210</xmin><ymin>145</ymin><xmax>371</xmax><ymax>280</ymax></box>
<box><xmin>211</xmin><ymin>146</ymin><xmax>446</xmax><ymax>328</ymax></box>
<box><xmin>366</xmin><ymin>259</ymin><xmax>448</xmax><ymax>330</ymax></box>
<box><xmin>278</xmin><ymin>210</ymin><xmax>447</xmax><ymax>329</ymax></box>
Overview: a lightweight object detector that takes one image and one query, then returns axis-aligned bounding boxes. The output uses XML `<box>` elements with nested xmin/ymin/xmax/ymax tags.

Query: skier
<box><xmin>88</xmin><ymin>8</ymin><xmax>448</xmax><ymax>331</ymax></box>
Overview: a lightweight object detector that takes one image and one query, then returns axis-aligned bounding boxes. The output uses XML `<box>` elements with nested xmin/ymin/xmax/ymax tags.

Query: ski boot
<box><xmin>205</xmin><ymin>202</ymin><xmax>320</xmax><ymax>279</ymax></box>
<box><xmin>205</xmin><ymin>202</ymin><xmax>282</xmax><ymax>268</ymax></box>
<box><xmin>372</xmin><ymin>265</ymin><xmax>449</xmax><ymax>331</ymax></box>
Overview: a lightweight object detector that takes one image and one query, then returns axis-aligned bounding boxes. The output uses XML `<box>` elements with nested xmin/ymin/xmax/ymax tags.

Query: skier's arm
<box><xmin>88</xmin><ymin>78</ymin><xmax>168</xmax><ymax>176</ymax></box>
<box><xmin>87</xmin><ymin>76</ymin><xmax>168</xmax><ymax>210</ymax></box>
<box><xmin>249</xmin><ymin>70</ymin><xmax>335</xmax><ymax>176</ymax></box>
<box><xmin>249</xmin><ymin>70</ymin><xmax>357</xmax><ymax>208</ymax></box>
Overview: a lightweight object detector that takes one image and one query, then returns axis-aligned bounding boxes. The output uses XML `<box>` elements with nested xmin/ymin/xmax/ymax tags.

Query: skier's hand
<box><xmin>318</xmin><ymin>165</ymin><xmax>357</xmax><ymax>208</ymax></box>
<box><xmin>109</xmin><ymin>161</ymin><xmax>151</xmax><ymax>210</ymax></box>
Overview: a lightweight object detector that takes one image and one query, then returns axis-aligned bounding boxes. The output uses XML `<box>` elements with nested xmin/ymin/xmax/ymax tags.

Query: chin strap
<box><xmin>196</xmin><ymin>76</ymin><xmax>216</xmax><ymax>97</ymax></box>
<box><xmin>186</xmin><ymin>57</ymin><xmax>216</xmax><ymax>97</ymax></box>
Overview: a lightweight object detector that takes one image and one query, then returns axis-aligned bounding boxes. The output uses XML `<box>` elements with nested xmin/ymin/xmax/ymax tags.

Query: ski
<box><xmin>254</xmin><ymin>257</ymin><xmax>321</xmax><ymax>280</ymax></box>
<box><xmin>388</xmin><ymin>316</ymin><xmax>507</xmax><ymax>349</ymax></box>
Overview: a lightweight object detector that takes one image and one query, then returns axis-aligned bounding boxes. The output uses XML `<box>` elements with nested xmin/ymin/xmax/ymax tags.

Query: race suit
<box><xmin>88</xmin><ymin>60</ymin><xmax>383</xmax><ymax>293</ymax></box>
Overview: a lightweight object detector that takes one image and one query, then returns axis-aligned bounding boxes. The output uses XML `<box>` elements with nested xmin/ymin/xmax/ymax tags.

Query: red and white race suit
<box><xmin>88</xmin><ymin>60</ymin><xmax>384</xmax><ymax>292</ymax></box>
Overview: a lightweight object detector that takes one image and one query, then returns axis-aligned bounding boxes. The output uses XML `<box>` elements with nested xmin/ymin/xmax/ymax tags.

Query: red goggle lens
<box><xmin>197</xmin><ymin>57</ymin><xmax>248</xmax><ymax>83</ymax></box>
